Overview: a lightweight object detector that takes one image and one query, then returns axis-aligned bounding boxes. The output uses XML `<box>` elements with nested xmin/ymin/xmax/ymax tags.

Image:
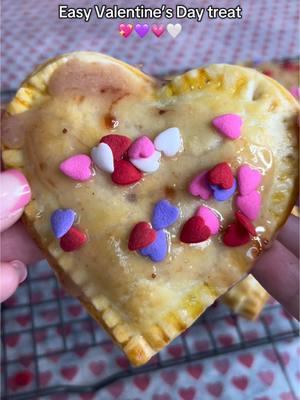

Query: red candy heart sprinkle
<box><xmin>60</xmin><ymin>227</ymin><xmax>87</xmax><ymax>252</ymax></box>
<box><xmin>235</xmin><ymin>211</ymin><xmax>257</xmax><ymax>236</ymax></box>
<box><xmin>223</xmin><ymin>222</ymin><xmax>250</xmax><ymax>247</ymax></box>
<box><xmin>180</xmin><ymin>216</ymin><xmax>211</xmax><ymax>244</ymax></box>
<box><xmin>208</xmin><ymin>162</ymin><xmax>234</xmax><ymax>189</ymax></box>
<box><xmin>112</xmin><ymin>160</ymin><xmax>143</xmax><ymax>185</ymax></box>
<box><xmin>128</xmin><ymin>222</ymin><xmax>157</xmax><ymax>251</ymax></box>
<box><xmin>100</xmin><ymin>134</ymin><xmax>132</xmax><ymax>161</ymax></box>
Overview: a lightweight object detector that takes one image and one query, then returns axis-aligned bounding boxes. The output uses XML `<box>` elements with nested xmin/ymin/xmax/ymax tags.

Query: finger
<box><xmin>1</xmin><ymin>221</ymin><xmax>43</xmax><ymax>265</ymax></box>
<box><xmin>0</xmin><ymin>169</ymin><xmax>31</xmax><ymax>232</ymax></box>
<box><xmin>252</xmin><ymin>240</ymin><xmax>299</xmax><ymax>319</ymax></box>
<box><xmin>277</xmin><ymin>215</ymin><xmax>299</xmax><ymax>257</ymax></box>
<box><xmin>0</xmin><ymin>261</ymin><xmax>27</xmax><ymax>303</ymax></box>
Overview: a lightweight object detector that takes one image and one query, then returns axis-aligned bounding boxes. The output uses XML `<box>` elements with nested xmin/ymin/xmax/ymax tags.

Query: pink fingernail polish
<box><xmin>10</xmin><ymin>260</ymin><xmax>27</xmax><ymax>283</ymax></box>
<box><xmin>0</xmin><ymin>169</ymin><xmax>31</xmax><ymax>219</ymax></box>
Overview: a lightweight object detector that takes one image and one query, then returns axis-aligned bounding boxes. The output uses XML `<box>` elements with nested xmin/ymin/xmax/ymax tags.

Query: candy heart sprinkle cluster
<box><xmin>59</xmin><ymin>127</ymin><xmax>183</xmax><ymax>185</ymax></box>
<box><xmin>53</xmin><ymin>113</ymin><xmax>263</xmax><ymax>257</ymax></box>
<box><xmin>128</xmin><ymin>199</ymin><xmax>180</xmax><ymax>262</ymax></box>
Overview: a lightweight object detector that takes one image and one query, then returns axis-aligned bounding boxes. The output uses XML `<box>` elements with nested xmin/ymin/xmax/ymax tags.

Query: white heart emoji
<box><xmin>154</xmin><ymin>127</ymin><xmax>183</xmax><ymax>157</ymax></box>
<box><xmin>130</xmin><ymin>151</ymin><xmax>161</xmax><ymax>173</ymax></box>
<box><xmin>91</xmin><ymin>143</ymin><xmax>114</xmax><ymax>173</ymax></box>
<box><xmin>167</xmin><ymin>24</ymin><xmax>182</xmax><ymax>38</ymax></box>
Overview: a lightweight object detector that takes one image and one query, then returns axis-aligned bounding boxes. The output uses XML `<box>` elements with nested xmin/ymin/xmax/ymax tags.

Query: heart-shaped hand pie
<box><xmin>2</xmin><ymin>52</ymin><xmax>298</xmax><ymax>366</ymax></box>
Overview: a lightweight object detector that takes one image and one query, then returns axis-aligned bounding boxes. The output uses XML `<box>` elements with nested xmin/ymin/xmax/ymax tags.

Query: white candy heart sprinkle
<box><xmin>91</xmin><ymin>143</ymin><xmax>114</xmax><ymax>173</ymax></box>
<box><xmin>130</xmin><ymin>151</ymin><xmax>161</xmax><ymax>173</ymax></box>
<box><xmin>154</xmin><ymin>127</ymin><xmax>183</xmax><ymax>157</ymax></box>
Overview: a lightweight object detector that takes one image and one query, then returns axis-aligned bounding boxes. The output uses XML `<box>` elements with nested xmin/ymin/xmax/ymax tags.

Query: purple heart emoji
<box><xmin>210</xmin><ymin>178</ymin><xmax>237</xmax><ymax>202</ymax></box>
<box><xmin>51</xmin><ymin>208</ymin><xmax>76</xmax><ymax>238</ymax></box>
<box><xmin>139</xmin><ymin>230</ymin><xmax>168</xmax><ymax>262</ymax></box>
<box><xmin>135</xmin><ymin>24</ymin><xmax>149</xmax><ymax>38</ymax></box>
<box><xmin>151</xmin><ymin>199</ymin><xmax>179</xmax><ymax>230</ymax></box>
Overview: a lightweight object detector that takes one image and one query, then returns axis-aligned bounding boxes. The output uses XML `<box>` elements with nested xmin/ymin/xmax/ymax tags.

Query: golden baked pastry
<box><xmin>222</xmin><ymin>274</ymin><xmax>269</xmax><ymax>320</ymax></box>
<box><xmin>2</xmin><ymin>52</ymin><xmax>298</xmax><ymax>366</ymax></box>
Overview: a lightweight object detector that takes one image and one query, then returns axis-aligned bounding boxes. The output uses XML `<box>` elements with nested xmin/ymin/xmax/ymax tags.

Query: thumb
<box><xmin>0</xmin><ymin>261</ymin><xmax>27</xmax><ymax>302</ymax></box>
<box><xmin>0</xmin><ymin>169</ymin><xmax>31</xmax><ymax>232</ymax></box>
<box><xmin>0</xmin><ymin>169</ymin><xmax>31</xmax><ymax>303</ymax></box>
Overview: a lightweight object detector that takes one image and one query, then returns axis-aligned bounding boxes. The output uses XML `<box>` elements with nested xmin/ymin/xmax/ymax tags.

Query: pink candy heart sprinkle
<box><xmin>196</xmin><ymin>206</ymin><xmax>220</xmax><ymax>235</ymax></box>
<box><xmin>127</xmin><ymin>136</ymin><xmax>155</xmax><ymax>159</ymax></box>
<box><xmin>189</xmin><ymin>170</ymin><xmax>212</xmax><ymax>200</ymax></box>
<box><xmin>59</xmin><ymin>154</ymin><xmax>92</xmax><ymax>182</ymax></box>
<box><xmin>212</xmin><ymin>114</ymin><xmax>243</xmax><ymax>140</ymax></box>
<box><xmin>238</xmin><ymin>164</ymin><xmax>262</xmax><ymax>196</ymax></box>
<box><xmin>236</xmin><ymin>191</ymin><xmax>261</xmax><ymax>221</ymax></box>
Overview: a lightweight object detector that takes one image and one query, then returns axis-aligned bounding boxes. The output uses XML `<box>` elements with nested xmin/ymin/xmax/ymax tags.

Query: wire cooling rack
<box><xmin>1</xmin><ymin>258</ymin><xmax>299</xmax><ymax>400</ymax></box>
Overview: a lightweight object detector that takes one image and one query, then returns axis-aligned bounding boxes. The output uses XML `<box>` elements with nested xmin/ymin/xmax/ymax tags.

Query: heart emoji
<box><xmin>189</xmin><ymin>170</ymin><xmax>213</xmax><ymax>200</ymax></box>
<box><xmin>212</xmin><ymin>114</ymin><xmax>243</xmax><ymax>140</ymax></box>
<box><xmin>236</xmin><ymin>191</ymin><xmax>261</xmax><ymax>221</ymax></box>
<box><xmin>237</xmin><ymin>164</ymin><xmax>262</xmax><ymax>195</ymax></box>
<box><xmin>51</xmin><ymin>208</ymin><xmax>76</xmax><ymax>238</ymax></box>
<box><xmin>128</xmin><ymin>136</ymin><xmax>155</xmax><ymax>159</ymax></box>
<box><xmin>167</xmin><ymin>23</ymin><xmax>182</xmax><ymax>38</ymax></box>
<box><xmin>154</xmin><ymin>127</ymin><xmax>183</xmax><ymax>157</ymax></box>
<box><xmin>151</xmin><ymin>199</ymin><xmax>179</xmax><ymax>230</ymax></box>
<box><xmin>59</xmin><ymin>154</ymin><xmax>92</xmax><ymax>182</ymax></box>
<box><xmin>119</xmin><ymin>24</ymin><xmax>133</xmax><ymax>38</ymax></box>
<box><xmin>130</xmin><ymin>150</ymin><xmax>161</xmax><ymax>173</ymax></box>
<box><xmin>135</xmin><ymin>24</ymin><xmax>149</xmax><ymax>38</ymax></box>
<box><xmin>196</xmin><ymin>206</ymin><xmax>220</xmax><ymax>235</ymax></box>
<box><xmin>100</xmin><ymin>134</ymin><xmax>132</xmax><ymax>161</ymax></box>
<box><xmin>208</xmin><ymin>162</ymin><xmax>234</xmax><ymax>189</ymax></box>
<box><xmin>152</xmin><ymin>24</ymin><xmax>165</xmax><ymax>38</ymax></box>
<box><xmin>210</xmin><ymin>178</ymin><xmax>237</xmax><ymax>201</ymax></box>
<box><xmin>180</xmin><ymin>216</ymin><xmax>211</xmax><ymax>244</ymax></box>
<box><xmin>140</xmin><ymin>230</ymin><xmax>168</xmax><ymax>262</ymax></box>
<box><xmin>91</xmin><ymin>142</ymin><xmax>114</xmax><ymax>173</ymax></box>
<box><xmin>4</xmin><ymin>52</ymin><xmax>297</xmax><ymax>367</ymax></box>
<box><xmin>128</xmin><ymin>222</ymin><xmax>157</xmax><ymax>250</ymax></box>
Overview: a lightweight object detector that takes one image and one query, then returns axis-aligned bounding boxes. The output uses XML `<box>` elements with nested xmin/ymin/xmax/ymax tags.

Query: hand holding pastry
<box><xmin>0</xmin><ymin>169</ymin><xmax>42</xmax><ymax>302</ymax></box>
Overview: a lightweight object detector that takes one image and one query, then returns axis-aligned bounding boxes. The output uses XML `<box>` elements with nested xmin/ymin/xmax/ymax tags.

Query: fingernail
<box><xmin>10</xmin><ymin>260</ymin><xmax>27</xmax><ymax>283</ymax></box>
<box><xmin>0</xmin><ymin>169</ymin><xmax>31</xmax><ymax>219</ymax></box>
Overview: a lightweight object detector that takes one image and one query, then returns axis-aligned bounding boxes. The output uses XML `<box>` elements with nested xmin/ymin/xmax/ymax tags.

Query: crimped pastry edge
<box><xmin>3</xmin><ymin>52</ymin><xmax>299</xmax><ymax>365</ymax></box>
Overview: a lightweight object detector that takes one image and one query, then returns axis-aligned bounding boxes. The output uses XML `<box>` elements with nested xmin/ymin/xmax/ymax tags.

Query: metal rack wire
<box><xmin>1</xmin><ymin>259</ymin><xmax>299</xmax><ymax>400</ymax></box>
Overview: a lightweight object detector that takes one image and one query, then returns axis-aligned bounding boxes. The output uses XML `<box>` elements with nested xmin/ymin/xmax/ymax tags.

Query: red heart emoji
<box><xmin>60</xmin><ymin>227</ymin><xmax>87</xmax><ymax>252</ymax></box>
<box><xmin>223</xmin><ymin>222</ymin><xmax>250</xmax><ymax>247</ymax></box>
<box><xmin>112</xmin><ymin>160</ymin><xmax>143</xmax><ymax>185</ymax></box>
<box><xmin>100</xmin><ymin>134</ymin><xmax>132</xmax><ymax>161</ymax></box>
<box><xmin>180</xmin><ymin>216</ymin><xmax>211</xmax><ymax>244</ymax></box>
<box><xmin>208</xmin><ymin>162</ymin><xmax>234</xmax><ymax>189</ymax></box>
<box><xmin>235</xmin><ymin>211</ymin><xmax>256</xmax><ymax>236</ymax></box>
<box><xmin>128</xmin><ymin>221</ymin><xmax>157</xmax><ymax>250</ymax></box>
